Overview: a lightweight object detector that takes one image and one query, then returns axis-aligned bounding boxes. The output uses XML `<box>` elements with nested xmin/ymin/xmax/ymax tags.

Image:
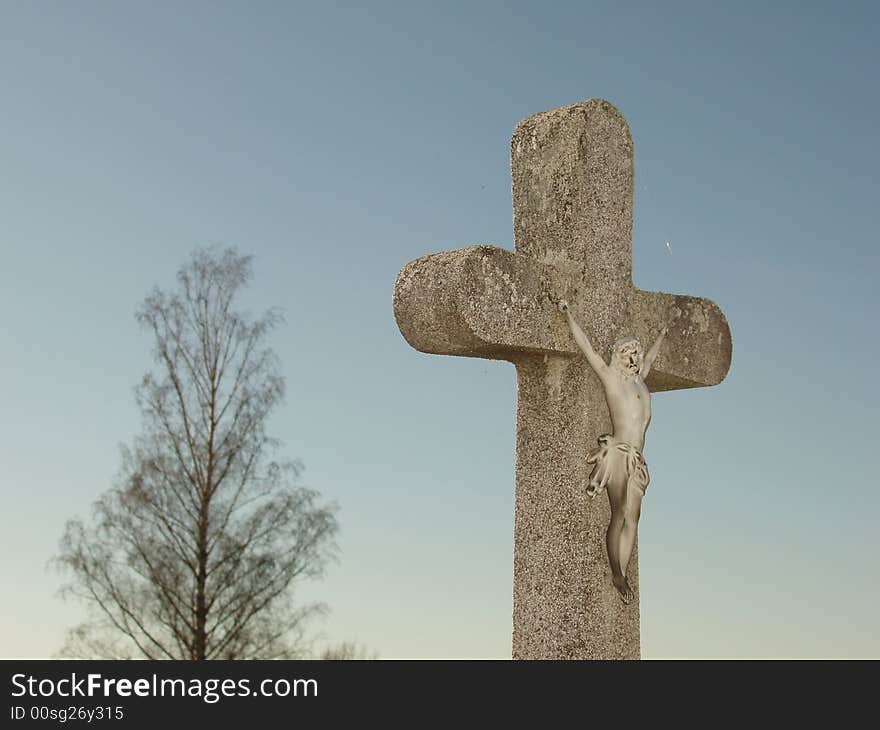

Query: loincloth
<box><xmin>585</xmin><ymin>434</ymin><xmax>650</xmax><ymax>498</ymax></box>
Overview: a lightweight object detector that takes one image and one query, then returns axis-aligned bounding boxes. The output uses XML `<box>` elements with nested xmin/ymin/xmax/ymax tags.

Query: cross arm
<box><xmin>393</xmin><ymin>245</ymin><xmax>572</xmax><ymax>362</ymax></box>
<box><xmin>630</xmin><ymin>289</ymin><xmax>732</xmax><ymax>392</ymax></box>
<box><xmin>392</xmin><ymin>245</ymin><xmax>732</xmax><ymax>390</ymax></box>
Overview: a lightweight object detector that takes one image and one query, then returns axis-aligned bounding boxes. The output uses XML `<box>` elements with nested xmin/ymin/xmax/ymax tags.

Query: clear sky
<box><xmin>1</xmin><ymin>1</ymin><xmax>877</xmax><ymax>659</ymax></box>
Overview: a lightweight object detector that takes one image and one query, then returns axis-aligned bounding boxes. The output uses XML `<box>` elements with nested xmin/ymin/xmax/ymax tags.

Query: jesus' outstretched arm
<box><xmin>641</xmin><ymin>325</ymin><xmax>668</xmax><ymax>378</ymax></box>
<box><xmin>559</xmin><ymin>300</ymin><xmax>609</xmax><ymax>381</ymax></box>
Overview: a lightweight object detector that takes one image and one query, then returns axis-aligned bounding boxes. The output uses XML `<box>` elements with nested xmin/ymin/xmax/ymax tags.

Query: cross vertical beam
<box><xmin>510</xmin><ymin>100</ymin><xmax>640</xmax><ymax>658</ymax></box>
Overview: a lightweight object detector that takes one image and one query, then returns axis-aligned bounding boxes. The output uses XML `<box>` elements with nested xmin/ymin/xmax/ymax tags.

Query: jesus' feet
<box><xmin>612</xmin><ymin>575</ymin><xmax>633</xmax><ymax>604</ymax></box>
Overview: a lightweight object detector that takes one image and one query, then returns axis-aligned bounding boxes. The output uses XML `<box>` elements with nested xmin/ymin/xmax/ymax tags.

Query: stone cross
<box><xmin>392</xmin><ymin>99</ymin><xmax>731</xmax><ymax>659</ymax></box>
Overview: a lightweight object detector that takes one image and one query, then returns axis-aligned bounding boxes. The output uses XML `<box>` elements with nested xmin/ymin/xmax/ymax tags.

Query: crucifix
<box><xmin>392</xmin><ymin>99</ymin><xmax>731</xmax><ymax>659</ymax></box>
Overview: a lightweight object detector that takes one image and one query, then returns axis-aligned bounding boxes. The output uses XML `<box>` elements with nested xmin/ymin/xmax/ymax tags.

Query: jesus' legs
<box><xmin>604</xmin><ymin>476</ymin><xmax>632</xmax><ymax>603</ymax></box>
<box><xmin>618</xmin><ymin>484</ymin><xmax>643</xmax><ymax>580</ymax></box>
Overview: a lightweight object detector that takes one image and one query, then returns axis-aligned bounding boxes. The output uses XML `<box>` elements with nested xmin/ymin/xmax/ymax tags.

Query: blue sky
<box><xmin>1</xmin><ymin>1</ymin><xmax>877</xmax><ymax>658</ymax></box>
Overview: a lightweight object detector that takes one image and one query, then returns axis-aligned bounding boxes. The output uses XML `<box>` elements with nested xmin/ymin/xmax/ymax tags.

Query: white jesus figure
<box><xmin>559</xmin><ymin>300</ymin><xmax>667</xmax><ymax>604</ymax></box>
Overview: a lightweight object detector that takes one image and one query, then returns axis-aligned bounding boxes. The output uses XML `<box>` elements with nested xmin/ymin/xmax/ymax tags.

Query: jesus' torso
<box><xmin>602</xmin><ymin>373</ymin><xmax>651</xmax><ymax>451</ymax></box>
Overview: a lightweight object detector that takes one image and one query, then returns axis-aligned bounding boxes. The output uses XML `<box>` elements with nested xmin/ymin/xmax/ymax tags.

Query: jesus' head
<box><xmin>611</xmin><ymin>337</ymin><xmax>644</xmax><ymax>377</ymax></box>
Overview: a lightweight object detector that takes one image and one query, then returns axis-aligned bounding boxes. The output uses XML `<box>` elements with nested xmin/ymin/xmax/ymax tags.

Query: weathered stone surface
<box><xmin>393</xmin><ymin>245</ymin><xmax>569</xmax><ymax>360</ymax></box>
<box><xmin>392</xmin><ymin>99</ymin><xmax>731</xmax><ymax>659</ymax></box>
<box><xmin>632</xmin><ymin>290</ymin><xmax>731</xmax><ymax>392</ymax></box>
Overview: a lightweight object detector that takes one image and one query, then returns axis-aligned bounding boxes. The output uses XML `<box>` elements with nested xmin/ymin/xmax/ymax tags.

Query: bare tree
<box><xmin>55</xmin><ymin>247</ymin><xmax>338</xmax><ymax>659</ymax></box>
<box><xmin>320</xmin><ymin>641</ymin><xmax>378</xmax><ymax>660</ymax></box>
